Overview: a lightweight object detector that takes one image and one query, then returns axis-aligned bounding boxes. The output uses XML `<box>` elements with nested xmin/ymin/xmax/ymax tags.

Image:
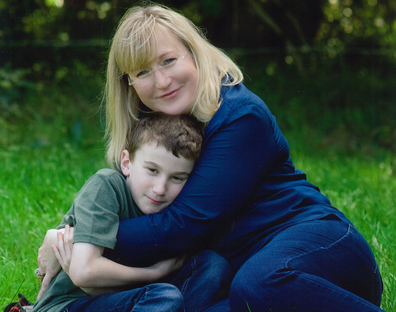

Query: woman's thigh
<box><xmin>229</xmin><ymin>220</ymin><xmax>383</xmax><ymax>312</ymax></box>
<box><xmin>64</xmin><ymin>283</ymin><xmax>184</xmax><ymax>312</ymax></box>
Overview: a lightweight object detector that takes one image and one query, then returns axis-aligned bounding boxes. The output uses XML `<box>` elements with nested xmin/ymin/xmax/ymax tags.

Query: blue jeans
<box><xmin>171</xmin><ymin>250</ymin><xmax>232</xmax><ymax>311</ymax></box>
<box><xmin>205</xmin><ymin>220</ymin><xmax>384</xmax><ymax>312</ymax></box>
<box><xmin>64</xmin><ymin>283</ymin><xmax>184</xmax><ymax>312</ymax></box>
<box><xmin>64</xmin><ymin>250</ymin><xmax>231</xmax><ymax>312</ymax></box>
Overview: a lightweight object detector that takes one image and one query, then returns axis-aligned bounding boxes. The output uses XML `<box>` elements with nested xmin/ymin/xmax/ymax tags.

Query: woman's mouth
<box><xmin>160</xmin><ymin>88</ymin><xmax>180</xmax><ymax>99</ymax></box>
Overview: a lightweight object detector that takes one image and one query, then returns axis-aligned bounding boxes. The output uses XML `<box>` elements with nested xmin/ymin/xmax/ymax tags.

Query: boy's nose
<box><xmin>153</xmin><ymin>180</ymin><xmax>167</xmax><ymax>196</ymax></box>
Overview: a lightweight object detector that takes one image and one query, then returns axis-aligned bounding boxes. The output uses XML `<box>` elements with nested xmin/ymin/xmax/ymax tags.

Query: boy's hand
<box><xmin>149</xmin><ymin>255</ymin><xmax>188</xmax><ymax>280</ymax></box>
<box><xmin>37</xmin><ymin>229</ymin><xmax>63</xmax><ymax>300</ymax></box>
<box><xmin>52</xmin><ymin>225</ymin><xmax>74</xmax><ymax>276</ymax></box>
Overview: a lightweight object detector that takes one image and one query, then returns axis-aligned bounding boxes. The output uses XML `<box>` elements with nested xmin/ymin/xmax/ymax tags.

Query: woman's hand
<box><xmin>36</xmin><ymin>228</ymin><xmax>64</xmax><ymax>300</ymax></box>
<box><xmin>149</xmin><ymin>255</ymin><xmax>188</xmax><ymax>280</ymax></box>
<box><xmin>52</xmin><ymin>225</ymin><xmax>74</xmax><ymax>276</ymax></box>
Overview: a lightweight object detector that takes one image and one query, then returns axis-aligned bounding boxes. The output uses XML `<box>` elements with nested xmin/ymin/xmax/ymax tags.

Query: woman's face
<box><xmin>129</xmin><ymin>29</ymin><xmax>198</xmax><ymax>115</ymax></box>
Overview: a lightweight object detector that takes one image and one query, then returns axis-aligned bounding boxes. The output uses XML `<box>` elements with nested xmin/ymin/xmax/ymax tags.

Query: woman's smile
<box><xmin>157</xmin><ymin>87</ymin><xmax>181</xmax><ymax>99</ymax></box>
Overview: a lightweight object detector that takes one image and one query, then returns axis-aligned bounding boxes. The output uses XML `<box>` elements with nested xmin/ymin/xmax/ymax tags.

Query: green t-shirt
<box><xmin>33</xmin><ymin>169</ymin><xmax>144</xmax><ymax>312</ymax></box>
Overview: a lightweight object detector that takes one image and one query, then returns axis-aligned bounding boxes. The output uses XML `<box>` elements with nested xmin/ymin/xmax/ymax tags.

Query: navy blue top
<box><xmin>113</xmin><ymin>83</ymin><xmax>350</xmax><ymax>271</ymax></box>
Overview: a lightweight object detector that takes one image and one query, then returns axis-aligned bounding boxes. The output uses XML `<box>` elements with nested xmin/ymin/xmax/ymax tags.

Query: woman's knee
<box><xmin>228</xmin><ymin>221</ymin><xmax>384</xmax><ymax>311</ymax></box>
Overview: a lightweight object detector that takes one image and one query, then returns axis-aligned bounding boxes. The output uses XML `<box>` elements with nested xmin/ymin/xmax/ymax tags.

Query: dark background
<box><xmin>1</xmin><ymin>0</ymin><xmax>396</xmax><ymax>156</ymax></box>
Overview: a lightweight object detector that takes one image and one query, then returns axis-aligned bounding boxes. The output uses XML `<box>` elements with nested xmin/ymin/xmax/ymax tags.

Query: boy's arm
<box><xmin>53</xmin><ymin>222</ymin><xmax>185</xmax><ymax>290</ymax></box>
<box><xmin>70</xmin><ymin>243</ymin><xmax>185</xmax><ymax>289</ymax></box>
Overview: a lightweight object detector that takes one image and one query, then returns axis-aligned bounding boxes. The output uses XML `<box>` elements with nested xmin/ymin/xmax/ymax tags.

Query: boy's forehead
<box><xmin>138</xmin><ymin>141</ymin><xmax>172</xmax><ymax>156</ymax></box>
<box><xmin>137</xmin><ymin>141</ymin><xmax>192</xmax><ymax>162</ymax></box>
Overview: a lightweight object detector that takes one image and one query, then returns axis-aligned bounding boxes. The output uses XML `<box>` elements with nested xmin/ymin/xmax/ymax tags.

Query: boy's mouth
<box><xmin>147</xmin><ymin>196</ymin><xmax>166</xmax><ymax>205</ymax></box>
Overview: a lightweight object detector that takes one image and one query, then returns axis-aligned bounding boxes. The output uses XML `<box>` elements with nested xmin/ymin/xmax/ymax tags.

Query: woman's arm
<box><xmin>111</xmin><ymin>110</ymin><xmax>284</xmax><ymax>264</ymax></box>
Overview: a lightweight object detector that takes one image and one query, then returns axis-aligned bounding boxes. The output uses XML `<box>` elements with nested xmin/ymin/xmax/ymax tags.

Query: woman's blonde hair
<box><xmin>104</xmin><ymin>3</ymin><xmax>243</xmax><ymax>167</ymax></box>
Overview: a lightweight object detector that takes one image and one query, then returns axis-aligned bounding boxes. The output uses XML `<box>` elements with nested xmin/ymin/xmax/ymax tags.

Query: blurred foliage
<box><xmin>1</xmin><ymin>2</ymin><xmax>395</xmax><ymax>309</ymax></box>
<box><xmin>1</xmin><ymin>0</ymin><xmax>396</xmax><ymax>55</ymax></box>
<box><xmin>1</xmin><ymin>0</ymin><xmax>396</xmax><ymax>75</ymax></box>
<box><xmin>0</xmin><ymin>0</ymin><xmax>396</xmax><ymax>156</ymax></box>
<box><xmin>318</xmin><ymin>0</ymin><xmax>396</xmax><ymax>50</ymax></box>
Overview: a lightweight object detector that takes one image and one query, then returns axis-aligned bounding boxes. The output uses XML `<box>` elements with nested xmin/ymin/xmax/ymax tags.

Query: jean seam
<box><xmin>284</xmin><ymin>223</ymin><xmax>383</xmax><ymax>310</ymax></box>
<box><xmin>180</xmin><ymin>256</ymin><xmax>197</xmax><ymax>295</ymax></box>
<box><xmin>130</xmin><ymin>287</ymin><xmax>147</xmax><ymax>312</ymax></box>
<box><xmin>293</xmin><ymin>270</ymin><xmax>383</xmax><ymax>311</ymax></box>
<box><xmin>285</xmin><ymin>223</ymin><xmax>352</xmax><ymax>268</ymax></box>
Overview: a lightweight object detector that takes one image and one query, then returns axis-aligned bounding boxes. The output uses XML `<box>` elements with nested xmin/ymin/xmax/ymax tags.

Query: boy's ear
<box><xmin>120</xmin><ymin>150</ymin><xmax>131</xmax><ymax>177</ymax></box>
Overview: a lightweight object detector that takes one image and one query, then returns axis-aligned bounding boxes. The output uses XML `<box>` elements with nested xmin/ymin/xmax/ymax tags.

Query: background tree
<box><xmin>1</xmin><ymin>0</ymin><xmax>396</xmax><ymax>152</ymax></box>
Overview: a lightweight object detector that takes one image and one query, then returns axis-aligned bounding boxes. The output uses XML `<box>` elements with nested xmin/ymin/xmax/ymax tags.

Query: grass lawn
<box><xmin>1</xmin><ymin>80</ymin><xmax>395</xmax><ymax>311</ymax></box>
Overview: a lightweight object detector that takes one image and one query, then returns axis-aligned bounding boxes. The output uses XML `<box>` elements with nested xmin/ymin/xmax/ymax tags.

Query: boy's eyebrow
<box><xmin>173</xmin><ymin>172</ymin><xmax>191</xmax><ymax>177</ymax></box>
<box><xmin>144</xmin><ymin>161</ymin><xmax>191</xmax><ymax>176</ymax></box>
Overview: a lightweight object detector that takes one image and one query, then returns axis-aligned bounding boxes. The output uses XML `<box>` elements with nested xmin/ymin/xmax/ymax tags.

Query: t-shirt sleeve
<box><xmin>70</xmin><ymin>172</ymin><xmax>125</xmax><ymax>249</ymax></box>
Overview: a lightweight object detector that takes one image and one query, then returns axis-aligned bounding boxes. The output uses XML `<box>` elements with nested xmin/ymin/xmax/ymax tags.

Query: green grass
<box><xmin>0</xmin><ymin>75</ymin><xmax>107</xmax><ymax>306</ymax></box>
<box><xmin>1</xmin><ymin>72</ymin><xmax>395</xmax><ymax>311</ymax></box>
<box><xmin>292</xmin><ymin>150</ymin><xmax>396</xmax><ymax>311</ymax></box>
<box><xmin>0</xmin><ymin>144</ymin><xmax>107</xmax><ymax>304</ymax></box>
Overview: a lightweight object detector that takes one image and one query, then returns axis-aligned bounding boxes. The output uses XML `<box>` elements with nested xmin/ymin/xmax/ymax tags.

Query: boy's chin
<box><xmin>141</xmin><ymin>204</ymin><xmax>167</xmax><ymax>215</ymax></box>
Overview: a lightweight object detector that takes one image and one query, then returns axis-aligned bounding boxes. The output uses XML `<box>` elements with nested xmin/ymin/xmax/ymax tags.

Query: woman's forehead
<box><xmin>155</xmin><ymin>28</ymin><xmax>185</xmax><ymax>53</ymax></box>
<box><xmin>121</xmin><ymin>24</ymin><xmax>185</xmax><ymax>74</ymax></box>
<box><xmin>141</xmin><ymin>27</ymin><xmax>182</xmax><ymax>57</ymax></box>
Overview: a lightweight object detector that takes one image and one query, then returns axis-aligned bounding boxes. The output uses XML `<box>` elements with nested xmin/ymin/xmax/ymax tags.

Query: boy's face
<box><xmin>121</xmin><ymin>142</ymin><xmax>194</xmax><ymax>214</ymax></box>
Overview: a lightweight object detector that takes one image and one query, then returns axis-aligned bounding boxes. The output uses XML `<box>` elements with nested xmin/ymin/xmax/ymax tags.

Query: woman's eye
<box><xmin>136</xmin><ymin>70</ymin><xmax>150</xmax><ymax>78</ymax></box>
<box><xmin>147</xmin><ymin>168</ymin><xmax>157</xmax><ymax>173</ymax></box>
<box><xmin>162</xmin><ymin>58</ymin><xmax>177</xmax><ymax>67</ymax></box>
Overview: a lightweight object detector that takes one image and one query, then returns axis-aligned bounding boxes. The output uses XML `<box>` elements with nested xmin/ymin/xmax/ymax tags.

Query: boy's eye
<box><xmin>172</xmin><ymin>176</ymin><xmax>186</xmax><ymax>182</ymax></box>
<box><xmin>147</xmin><ymin>168</ymin><xmax>157</xmax><ymax>173</ymax></box>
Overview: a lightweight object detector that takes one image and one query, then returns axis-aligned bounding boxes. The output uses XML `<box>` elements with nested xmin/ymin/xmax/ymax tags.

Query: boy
<box><xmin>33</xmin><ymin>113</ymin><xmax>231</xmax><ymax>312</ymax></box>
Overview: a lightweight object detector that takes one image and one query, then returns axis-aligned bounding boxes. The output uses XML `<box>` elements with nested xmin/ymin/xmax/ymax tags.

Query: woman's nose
<box><xmin>153</xmin><ymin>70</ymin><xmax>172</xmax><ymax>89</ymax></box>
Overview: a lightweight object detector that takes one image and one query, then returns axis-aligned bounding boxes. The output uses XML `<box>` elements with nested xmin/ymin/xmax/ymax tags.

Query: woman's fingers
<box><xmin>36</xmin><ymin>229</ymin><xmax>62</xmax><ymax>299</ymax></box>
<box><xmin>35</xmin><ymin>226</ymin><xmax>74</xmax><ymax>299</ymax></box>
<box><xmin>54</xmin><ymin>226</ymin><xmax>74</xmax><ymax>275</ymax></box>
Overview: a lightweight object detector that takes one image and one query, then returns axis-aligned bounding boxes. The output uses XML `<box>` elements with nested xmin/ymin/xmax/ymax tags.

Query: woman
<box><xmin>39</xmin><ymin>4</ymin><xmax>384</xmax><ymax>311</ymax></box>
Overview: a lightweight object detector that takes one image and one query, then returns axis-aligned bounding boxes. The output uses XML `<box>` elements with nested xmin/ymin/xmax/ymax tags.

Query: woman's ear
<box><xmin>120</xmin><ymin>150</ymin><xmax>131</xmax><ymax>177</ymax></box>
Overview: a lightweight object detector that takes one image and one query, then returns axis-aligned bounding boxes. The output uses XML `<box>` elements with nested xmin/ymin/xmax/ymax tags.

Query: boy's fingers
<box><xmin>64</xmin><ymin>227</ymin><xmax>73</xmax><ymax>257</ymax></box>
<box><xmin>57</xmin><ymin>232</ymin><xmax>65</xmax><ymax>258</ymax></box>
<box><xmin>63</xmin><ymin>225</ymin><xmax>74</xmax><ymax>246</ymax></box>
<box><xmin>68</xmin><ymin>227</ymin><xmax>74</xmax><ymax>247</ymax></box>
<box><xmin>178</xmin><ymin>254</ymin><xmax>188</xmax><ymax>266</ymax></box>
<box><xmin>64</xmin><ymin>225</ymin><xmax>70</xmax><ymax>241</ymax></box>
<box><xmin>52</xmin><ymin>245</ymin><xmax>62</xmax><ymax>264</ymax></box>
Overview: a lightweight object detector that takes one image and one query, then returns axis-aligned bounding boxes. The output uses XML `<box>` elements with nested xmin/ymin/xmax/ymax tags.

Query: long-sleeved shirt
<box><xmin>109</xmin><ymin>83</ymin><xmax>350</xmax><ymax>272</ymax></box>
